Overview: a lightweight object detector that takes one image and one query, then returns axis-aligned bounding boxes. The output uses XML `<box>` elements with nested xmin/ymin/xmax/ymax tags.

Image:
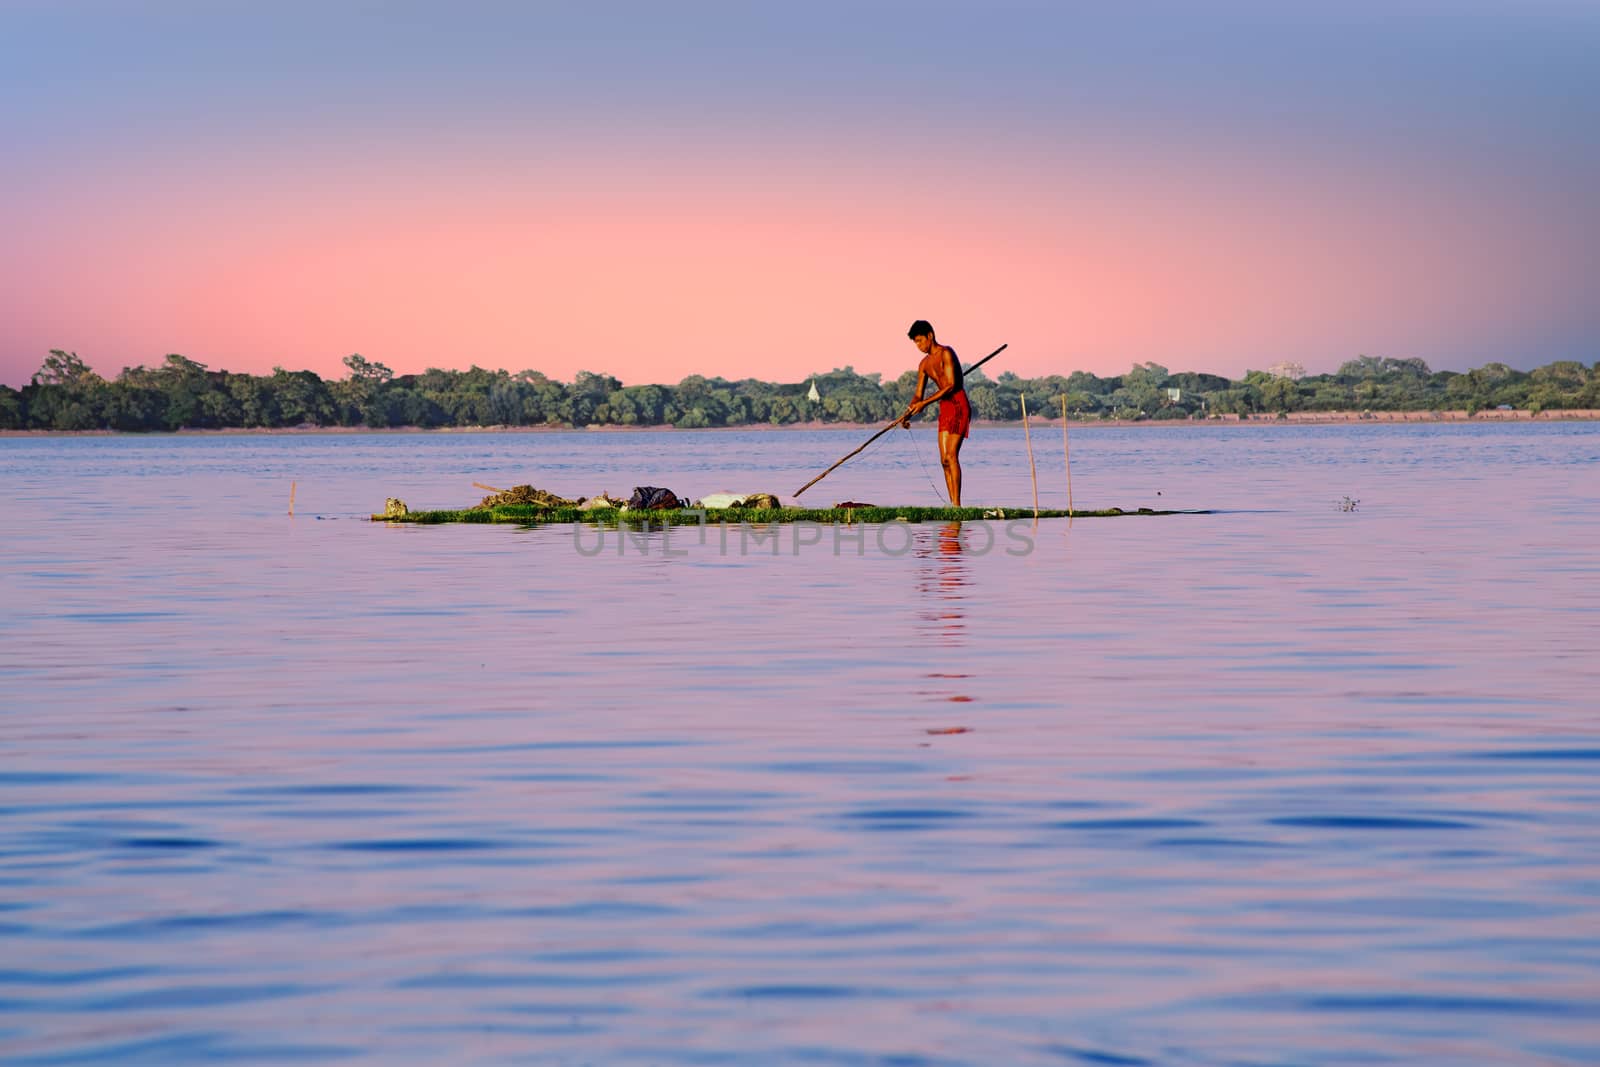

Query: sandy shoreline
<box><xmin>3</xmin><ymin>409</ymin><xmax>1597</xmax><ymax>438</ymax></box>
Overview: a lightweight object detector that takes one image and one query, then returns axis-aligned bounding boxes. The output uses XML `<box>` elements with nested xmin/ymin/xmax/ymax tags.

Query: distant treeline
<box><xmin>3</xmin><ymin>350</ymin><xmax>1596</xmax><ymax>432</ymax></box>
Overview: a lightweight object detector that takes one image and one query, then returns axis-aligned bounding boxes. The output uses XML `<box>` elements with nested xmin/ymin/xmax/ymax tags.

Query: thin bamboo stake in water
<box><xmin>288</xmin><ymin>481</ymin><xmax>296</xmax><ymax>517</ymax></box>
<box><xmin>1061</xmin><ymin>395</ymin><xmax>1073</xmax><ymax>517</ymax></box>
<box><xmin>1021</xmin><ymin>394</ymin><xmax>1039</xmax><ymax>519</ymax></box>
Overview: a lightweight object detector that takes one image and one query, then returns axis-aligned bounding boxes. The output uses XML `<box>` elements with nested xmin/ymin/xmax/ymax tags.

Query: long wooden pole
<box><xmin>1021</xmin><ymin>394</ymin><xmax>1039</xmax><ymax>519</ymax></box>
<box><xmin>794</xmin><ymin>343</ymin><xmax>1006</xmax><ymax>497</ymax></box>
<box><xmin>1061</xmin><ymin>395</ymin><xmax>1073</xmax><ymax>517</ymax></box>
<box><xmin>288</xmin><ymin>480</ymin><xmax>296</xmax><ymax>517</ymax></box>
<box><xmin>793</xmin><ymin>420</ymin><xmax>903</xmax><ymax>499</ymax></box>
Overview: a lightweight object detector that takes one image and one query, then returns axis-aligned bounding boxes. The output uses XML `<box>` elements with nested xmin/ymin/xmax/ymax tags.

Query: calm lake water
<box><xmin>2</xmin><ymin>423</ymin><xmax>1597</xmax><ymax>1066</ymax></box>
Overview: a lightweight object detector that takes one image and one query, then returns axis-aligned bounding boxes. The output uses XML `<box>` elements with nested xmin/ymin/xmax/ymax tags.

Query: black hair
<box><xmin>907</xmin><ymin>320</ymin><xmax>933</xmax><ymax>339</ymax></box>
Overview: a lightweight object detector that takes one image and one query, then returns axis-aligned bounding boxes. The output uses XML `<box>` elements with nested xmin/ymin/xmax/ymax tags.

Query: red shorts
<box><xmin>938</xmin><ymin>390</ymin><xmax>971</xmax><ymax>438</ymax></box>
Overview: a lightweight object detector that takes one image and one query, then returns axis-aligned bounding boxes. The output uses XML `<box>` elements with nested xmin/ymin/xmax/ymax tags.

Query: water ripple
<box><xmin>2</xmin><ymin>425</ymin><xmax>1595</xmax><ymax>1066</ymax></box>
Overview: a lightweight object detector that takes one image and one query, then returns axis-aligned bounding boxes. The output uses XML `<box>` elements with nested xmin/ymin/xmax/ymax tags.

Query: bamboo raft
<box><xmin>372</xmin><ymin>503</ymin><xmax>1206</xmax><ymax>525</ymax></box>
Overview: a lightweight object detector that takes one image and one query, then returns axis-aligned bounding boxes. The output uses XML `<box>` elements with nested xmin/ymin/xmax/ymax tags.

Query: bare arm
<box><xmin>900</xmin><ymin>367</ymin><xmax>932</xmax><ymax>427</ymax></box>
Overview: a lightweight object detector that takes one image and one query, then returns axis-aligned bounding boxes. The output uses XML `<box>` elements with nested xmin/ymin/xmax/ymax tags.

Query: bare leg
<box><xmin>939</xmin><ymin>430</ymin><xmax>963</xmax><ymax>507</ymax></box>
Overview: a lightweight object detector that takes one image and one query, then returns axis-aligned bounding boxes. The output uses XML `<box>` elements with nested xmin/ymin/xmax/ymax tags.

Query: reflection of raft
<box><xmin>372</xmin><ymin>504</ymin><xmax>1207</xmax><ymax>525</ymax></box>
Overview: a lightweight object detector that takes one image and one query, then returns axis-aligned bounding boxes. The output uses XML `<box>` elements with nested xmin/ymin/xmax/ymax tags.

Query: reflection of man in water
<box><xmin>915</xmin><ymin>521</ymin><xmax>969</xmax><ymax>649</ymax></box>
<box><xmin>899</xmin><ymin>320</ymin><xmax>970</xmax><ymax>507</ymax></box>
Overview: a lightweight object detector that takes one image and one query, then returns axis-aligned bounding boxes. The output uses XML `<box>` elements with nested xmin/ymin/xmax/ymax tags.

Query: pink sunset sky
<box><xmin>2</xmin><ymin>2</ymin><xmax>1596</xmax><ymax>389</ymax></box>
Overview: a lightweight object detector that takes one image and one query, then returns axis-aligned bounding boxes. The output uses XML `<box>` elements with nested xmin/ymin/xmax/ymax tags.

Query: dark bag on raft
<box><xmin>628</xmin><ymin>486</ymin><xmax>682</xmax><ymax>510</ymax></box>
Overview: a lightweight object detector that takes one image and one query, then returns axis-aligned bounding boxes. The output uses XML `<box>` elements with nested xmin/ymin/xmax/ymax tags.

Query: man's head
<box><xmin>908</xmin><ymin>320</ymin><xmax>934</xmax><ymax>354</ymax></box>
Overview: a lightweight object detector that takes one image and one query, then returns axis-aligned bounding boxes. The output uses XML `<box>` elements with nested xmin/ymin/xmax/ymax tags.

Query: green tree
<box><xmin>562</xmin><ymin>370</ymin><xmax>620</xmax><ymax>426</ymax></box>
<box><xmin>26</xmin><ymin>351</ymin><xmax>108</xmax><ymax>429</ymax></box>
<box><xmin>768</xmin><ymin>394</ymin><xmax>797</xmax><ymax>424</ymax></box>
<box><xmin>1581</xmin><ymin>362</ymin><xmax>1600</xmax><ymax>407</ymax></box>
<box><xmin>228</xmin><ymin>372</ymin><xmax>279</xmax><ymax>427</ymax></box>
<box><xmin>269</xmin><ymin>367</ymin><xmax>334</xmax><ymax>426</ymax></box>
<box><xmin>343</xmin><ymin>353</ymin><xmax>394</xmax><ymax>384</ymax></box>
<box><xmin>0</xmin><ymin>386</ymin><xmax>23</xmax><ymax>429</ymax></box>
<box><xmin>1307</xmin><ymin>380</ymin><xmax>1354</xmax><ymax>410</ymax></box>
<box><xmin>1261</xmin><ymin>376</ymin><xmax>1299</xmax><ymax>413</ymax></box>
<box><xmin>1123</xmin><ymin>361</ymin><xmax>1170</xmax><ymax>390</ymax></box>
<box><xmin>1526</xmin><ymin>360</ymin><xmax>1587</xmax><ymax>410</ymax></box>
<box><xmin>400</xmin><ymin>389</ymin><xmax>447</xmax><ymax>427</ymax></box>
<box><xmin>1062</xmin><ymin>389</ymin><xmax>1099</xmax><ymax>416</ymax></box>
<box><xmin>335</xmin><ymin>353</ymin><xmax>396</xmax><ymax>426</ymax></box>
<box><xmin>32</xmin><ymin>350</ymin><xmax>101</xmax><ymax>388</ymax></box>
<box><xmin>149</xmin><ymin>354</ymin><xmax>218</xmax><ymax>429</ymax></box>
<box><xmin>1065</xmin><ymin>370</ymin><xmax>1111</xmax><ymax>397</ymax></box>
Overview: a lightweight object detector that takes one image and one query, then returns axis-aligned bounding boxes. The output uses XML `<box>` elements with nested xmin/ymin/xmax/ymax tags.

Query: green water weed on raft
<box><xmin>372</xmin><ymin>504</ymin><xmax>1208</xmax><ymax>526</ymax></box>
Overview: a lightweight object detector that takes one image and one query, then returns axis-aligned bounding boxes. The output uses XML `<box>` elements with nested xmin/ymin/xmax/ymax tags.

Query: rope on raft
<box><xmin>899</xmin><ymin>424</ymin><xmax>948</xmax><ymax>505</ymax></box>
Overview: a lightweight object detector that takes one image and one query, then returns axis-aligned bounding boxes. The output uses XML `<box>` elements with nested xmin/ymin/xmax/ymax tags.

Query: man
<box><xmin>899</xmin><ymin>319</ymin><xmax>970</xmax><ymax>506</ymax></box>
